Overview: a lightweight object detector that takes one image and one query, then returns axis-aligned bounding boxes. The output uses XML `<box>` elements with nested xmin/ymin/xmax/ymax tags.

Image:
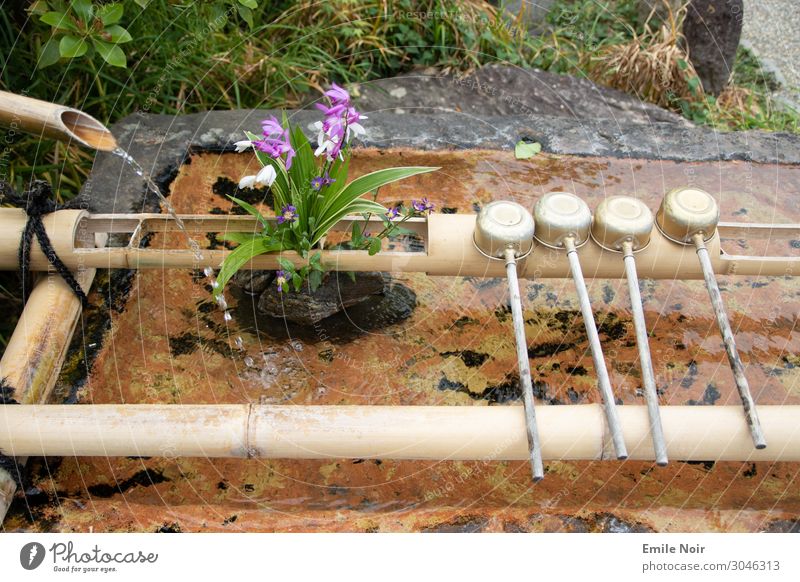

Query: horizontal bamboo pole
<box><xmin>0</xmin><ymin>91</ymin><xmax>116</xmax><ymax>151</ymax></box>
<box><xmin>2</xmin><ymin>209</ymin><xmax>800</xmax><ymax>279</ymax></box>
<box><xmin>0</xmin><ymin>405</ymin><xmax>798</xmax><ymax>462</ymax></box>
<box><xmin>0</xmin><ymin>268</ymin><xmax>96</xmax><ymax>521</ymax></box>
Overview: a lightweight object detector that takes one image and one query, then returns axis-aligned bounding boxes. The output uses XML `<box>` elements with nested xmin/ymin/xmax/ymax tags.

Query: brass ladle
<box><xmin>473</xmin><ymin>201</ymin><xmax>543</xmax><ymax>481</ymax></box>
<box><xmin>656</xmin><ymin>187</ymin><xmax>766</xmax><ymax>449</ymax></box>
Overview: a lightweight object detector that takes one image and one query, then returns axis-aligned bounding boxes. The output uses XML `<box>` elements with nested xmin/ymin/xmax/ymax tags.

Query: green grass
<box><xmin>1</xmin><ymin>0</ymin><xmax>797</xmax><ymax>203</ymax></box>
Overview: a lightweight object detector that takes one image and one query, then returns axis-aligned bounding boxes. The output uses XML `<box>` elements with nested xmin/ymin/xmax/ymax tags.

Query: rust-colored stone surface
<box><xmin>6</xmin><ymin>150</ymin><xmax>800</xmax><ymax>533</ymax></box>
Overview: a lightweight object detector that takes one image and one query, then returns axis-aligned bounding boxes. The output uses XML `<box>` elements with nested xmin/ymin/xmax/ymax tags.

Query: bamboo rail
<box><xmin>0</xmin><ymin>267</ymin><xmax>96</xmax><ymax>521</ymax></box>
<box><xmin>0</xmin><ymin>404</ymin><xmax>798</xmax><ymax>462</ymax></box>
<box><xmin>1</xmin><ymin>209</ymin><xmax>800</xmax><ymax>278</ymax></box>
<box><xmin>0</xmin><ymin>91</ymin><xmax>116</xmax><ymax>151</ymax></box>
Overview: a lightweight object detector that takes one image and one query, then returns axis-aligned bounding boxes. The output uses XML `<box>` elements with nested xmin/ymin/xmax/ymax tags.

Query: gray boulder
<box><xmin>351</xmin><ymin>65</ymin><xmax>689</xmax><ymax>125</ymax></box>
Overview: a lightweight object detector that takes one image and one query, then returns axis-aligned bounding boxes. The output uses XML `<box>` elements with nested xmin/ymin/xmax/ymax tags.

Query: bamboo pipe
<box><xmin>3</xmin><ymin>210</ymin><xmax>800</xmax><ymax>279</ymax></box>
<box><xmin>0</xmin><ymin>404</ymin><xmax>799</xmax><ymax>462</ymax></box>
<box><xmin>0</xmin><ymin>91</ymin><xmax>116</xmax><ymax>151</ymax></box>
<box><xmin>0</xmin><ymin>268</ymin><xmax>96</xmax><ymax>520</ymax></box>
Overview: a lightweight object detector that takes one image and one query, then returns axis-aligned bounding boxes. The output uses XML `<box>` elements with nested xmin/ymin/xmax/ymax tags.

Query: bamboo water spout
<box><xmin>0</xmin><ymin>91</ymin><xmax>116</xmax><ymax>151</ymax></box>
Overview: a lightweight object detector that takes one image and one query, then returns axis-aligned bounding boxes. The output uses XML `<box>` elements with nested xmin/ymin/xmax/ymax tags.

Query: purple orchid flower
<box><xmin>386</xmin><ymin>206</ymin><xmax>401</xmax><ymax>220</ymax></box>
<box><xmin>313</xmin><ymin>84</ymin><xmax>367</xmax><ymax>161</ymax></box>
<box><xmin>412</xmin><ymin>198</ymin><xmax>435</xmax><ymax>214</ymax></box>
<box><xmin>315</xmin><ymin>102</ymin><xmax>347</xmax><ymax>117</ymax></box>
<box><xmin>275</xmin><ymin>270</ymin><xmax>288</xmax><ymax>292</ymax></box>
<box><xmin>261</xmin><ymin>116</ymin><xmax>285</xmax><ymax>139</ymax></box>
<box><xmin>277</xmin><ymin>204</ymin><xmax>298</xmax><ymax>225</ymax></box>
<box><xmin>311</xmin><ymin>171</ymin><xmax>336</xmax><ymax>192</ymax></box>
<box><xmin>255</xmin><ymin>116</ymin><xmax>296</xmax><ymax>169</ymax></box>
<box><xmin>324</xmin><ymin>83</ymin><xmax>350</xmax><ymax>106</ymax></box>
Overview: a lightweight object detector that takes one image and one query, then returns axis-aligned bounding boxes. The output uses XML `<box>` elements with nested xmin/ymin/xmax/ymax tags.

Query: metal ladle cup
<box><xmin>533</xmin><ymin>192</ymin><xmax>628</xmax><ymax>460</ymax></box>
<box><xmin>473</xmin><ymin>201</ymin><xmax>543</xmax><ymax>481</ymax></box>
<box><xmin>656</xmin><ymin>187</ymin><xmax>766</xmax><ymax>449</ymax></box>
<box><xmin>591</xmin><ymin>196</ymin><xmax>668</xmax><ymax>465</ymax></box>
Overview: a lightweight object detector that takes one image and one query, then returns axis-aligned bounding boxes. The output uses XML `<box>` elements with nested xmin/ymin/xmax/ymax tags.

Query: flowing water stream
<box><xmin>112</xmin><ymin>147</ymin><xmax>240</xmax><ymax>332</ymax></box>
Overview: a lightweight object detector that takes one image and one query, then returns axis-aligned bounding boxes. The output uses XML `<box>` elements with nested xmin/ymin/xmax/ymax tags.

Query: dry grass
<box><xmin>584</xmin><ymin>0</ymin><xmax>701</xmax><ymax>109</ymax></box>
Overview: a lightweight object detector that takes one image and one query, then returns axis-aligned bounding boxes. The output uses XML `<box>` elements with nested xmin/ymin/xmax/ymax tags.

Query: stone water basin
<box><xmin>6</xmin><ymin>149</ymin><xmax>800</xmax><ymax>533</ymax></box>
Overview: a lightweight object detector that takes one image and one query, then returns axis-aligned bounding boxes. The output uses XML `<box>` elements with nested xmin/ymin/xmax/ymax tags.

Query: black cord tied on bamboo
<box><xmin>1</xmin><ymin>180</ymin><xmax>88</xmax><ymax>307</ymax></box>
<box><xmin>0</xmin><ymin>378</ymin><xmax>23</xmax><ymax>489</ymax></box>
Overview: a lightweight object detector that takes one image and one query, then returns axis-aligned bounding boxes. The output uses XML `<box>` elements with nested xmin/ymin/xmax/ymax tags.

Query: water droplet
<box><xmin>223</xmin><ymin>311</ymin><xmax>232</xmax><ymax>322</ymax></box>
<box><xmin>203</xmin><ymin>267</ymin><xmax>214</xmax><ymax>278</ymax></box>
<box><xmin>234</xmin><ymin>336</ymin><xmax>244</xmax><ymax>350</ymax></box>
<box><xmin>216</xmin><ymin>295</ymin><xmax>228</xmax><ymax>310</ymax></box>
<box><xmin>244</xmin><ymin>356</ymin><xmax>254</xmax><ymax>367</ymax></box>
<box><xmin>316</xmin><ymin>386</ymin><xmax>328</xmax><ymax>397</ymax></box>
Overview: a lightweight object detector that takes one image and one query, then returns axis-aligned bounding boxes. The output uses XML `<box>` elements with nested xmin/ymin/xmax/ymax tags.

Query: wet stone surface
<box><xmin>6</xmin><ymin>148</ymin><xmax>800</xmax><ymax>533</ymax></box>
<box><xmin>254</xmin><ymin>271</ymin><xmax>395</xmax><ymax>326</ymax></box>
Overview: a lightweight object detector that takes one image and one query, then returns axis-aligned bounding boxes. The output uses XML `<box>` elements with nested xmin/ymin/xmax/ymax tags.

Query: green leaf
<box><xmin>237</xmin><ymin>5</ymin><xmax>254</xmax><ymax>28</ymax></box>
<box><xmin>103</xmin><ymin>25</ymin><xmax>132</xmax><ymax>44</ymax></box>
<box><xmin>277</xmin><ymin>257</ymin><xmax>295</xmax><ymax>272</ymax></box>
<box><xmin>239</xmin><ymin>0</ymin><xmax>258</xmax><ymax>8</ymax></box>
<box><xmin>59</xmin><ymin>35</ymin><xmax>88</xmax><ymax>58</ymax></box>
<box><xmin>346</xmin><ymin>271</ymin><xmax>356</xmax><ymax>283</ymax></box>
<box><xmin>40</xmin><ymin>11</ymin><xmax>78</xmax><ymax>31</ymax></box>
<box><xmin>133</xmin><ymin>0</ymin><xmax>150</xmax><ymax>8</ymax></box>
<box><xmin>310</xmin><ymin>155</ymin><xmax>349</xmax><ymax>223</ymax></box>
<box><xmin>292</xmin><ymin>273</ymin><xmax>302</xmax><ymax>292</ymax></box>
<box><xmin>351</xmin><ymin>221</ymin><xmax>362</xmax><ymax>245</ymax></box>
<box><xmin>388</xmin><ymin>225</ymin><xmax>415</xmax><ymax>236</ymax></box>
<box><xmin>308</xmin><ymin>269</ymin><xmax>323</xmax><ymax>292</ymax></box>
<box><xmin>93</xmin><ymin>39</ymin><xmax>126</xmax><ymax>67</ymax></box>
<box><xmin>515</xmin><ymin>141</ymin><xmax>542</xmax><ymax>159</ymax></box>
<box><xmin>38</xmin><ymin>37</ymin><xmax>62</xmax><ymax>68</ymax></box>
<box><xmin>312</xmin><ymin>166</ymin><xmax>437</xmax><ymax>245</ymax></box>
<box><xmin>72</xmin><ymin>0</ymin><xmax>93</xmax><ymax>24</ymax></box>
<box><xmin>97</xmin><ymin>3</ymin><xmax>123</xmax><ymax>25</ymax></box>
<box><xmin>220</xmin><ymin>232</ymin><xmax>260</xmax><ymax>244</ymax></box>
<box><xmin>228</xmin><ymin>195</ymin><xmax>269</xmax><ymax>228</ymax></box>
<box><xmin>217</xmin><ymin>238</ymin><xmax>281</xmax><ymax>294</ymax></box>
<box><xmin>368</xmin><ymin>238</ymin><xmax>382</xmax><ymax>256</ymax></box>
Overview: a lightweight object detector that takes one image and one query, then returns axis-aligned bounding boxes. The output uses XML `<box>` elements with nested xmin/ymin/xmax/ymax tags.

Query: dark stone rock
<box><xmin>87</xmin><ymin>107</ymin><xmax>800</xmax><ymax>215</ymax></box>
<box><xmin>763</xmin><ymin>519</ymin><xmax>800</xmax><ymax>533</ymax></box>
<box><xmin>422</xmin><ymin>516</ymin><xmax>489</xmax><ymax>533</ymax></box>
<box><xmin>256</xmin><ymin>271</ymin><xmax>387</xmax><ymax>325</ymax></box>
<box><xmin>351</xmin><ymin>65</ymin><xmax>689</xmax><ymax>125</ymax></box>
<box><xmin>683</xmin><ymin>0</ymin><xmax>743</xmax><ymax>95</ymax></box>
<box><xmin>232</xmin><ymin>270</ymin><xmax>274</xmax><ymax>295</ymax></box>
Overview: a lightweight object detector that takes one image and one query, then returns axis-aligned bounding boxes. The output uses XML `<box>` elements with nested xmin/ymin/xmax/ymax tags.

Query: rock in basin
<box><xmin>235</xmin><ymin>270</ymin><xmax>390</xmax><ymax>325</ymax></box>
